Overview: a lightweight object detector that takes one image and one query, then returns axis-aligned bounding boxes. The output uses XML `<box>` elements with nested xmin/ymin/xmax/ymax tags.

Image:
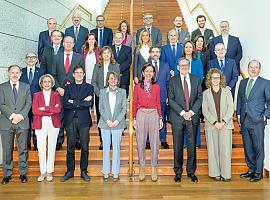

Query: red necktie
<box><xmin>65</xmin><ymin>54</ymin><xmax>70</xmax><ymax>74</ymax></box>
<box><xmin>183</xmin><ymin>76</ymin><xmax>190</xmax><ymax>111</ymax></box>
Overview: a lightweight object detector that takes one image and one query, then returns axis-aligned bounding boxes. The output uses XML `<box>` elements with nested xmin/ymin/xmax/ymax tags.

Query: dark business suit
<box><xmin>237</xmin><ymin>76</ymin><xmax>270</xmax><ymax>174</ymax></box>
<box><xmin>191</xmin><ymin>28</ymin><xmax>214</xmax><ymax>46</ymax></box>
<box><xmin>111</xmin><ymin>45</ymin><xmax>132</xmax><ymax>97</ymax></box>
<box><xmin>63</xmin><ymin>82</ymin><xmax>94</xmax><ymax>172</ymax></box>
<box><xmin>65</xmin><ymin>25</ymin><xmax>89</xmax><ymax>53</ymax></box>
<box><xmin>52</xmin><ymin>51</ymin><xmax>84</xmax><ymax>145</ymax></box>
<box><xmin>207</xmin><ymin>58</ymin><xmax>238</xmax><ymax>90</ymax></box>
<box><xmin>20</xmin><ymin>66</ymin><xmax>45</xmax><ymax>148</ymax></box>
<box><xmin>160</xmin><ymin>43</ymin><xmax>183</xmax><ymax>72</ymax></box>
<box><xmin>168</xmin><ymin>74</ymin><xmax>202</xmax><ymax>175</ymax></box>
<box><xmin>0</xmin><ymin>81</ymin><xmax>32</xmax><ymax>177</ymax></box>
<box><xmin>209</xmin><ymin>35</ymin><xmax>242</xmax><ymax>75</ymax></box>
<box><xmin>90</xmin><ymin>27</ymin><xmax>113</xmax><ymax>47</ymax></box>
<box><xmin>40</xmin><ymin>44</ymin><xmax>64</xmax><ymax>74</ymax></box>
<box><xmin>136</xmin><ymin>26</ymin><xmax>162</xmax><ymax>47</ymax></box>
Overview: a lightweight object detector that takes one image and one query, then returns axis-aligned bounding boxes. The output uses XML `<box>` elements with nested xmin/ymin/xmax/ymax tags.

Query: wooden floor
<box><xmin>0</xmin><ymin>175</ymin><xmax>270</xmax><ymax>200</ymax></box>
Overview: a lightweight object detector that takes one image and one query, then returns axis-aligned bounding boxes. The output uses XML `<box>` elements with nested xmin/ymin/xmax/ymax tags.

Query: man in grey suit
<box><xmin>167</xmin><ymin>16</ymin><xmax>190</xmax><ymax>45</ymax></box>
<box><xmin>52</xmin><ymin>36</ymin><xmax>84</xmax><ymax>150</ymax></box>
<box><xmin>168</xmin><ymin>58</ymin><xmax>202</xmax><ymax>183</ymax></box>
<box><xmin>135</xmin><ymin>13</ymin><xmax>162</xmax><ymax>47</ymax></box>
<box><xmin>237</xmin><ymin>60</ymin><xmax>270</xmax><ymax>182</ymax></box>
<box><xmin>0</xmin><ymin>65</ymin><xmax>32</xmax><ymax>184</ymax></box>
<box><xmin>191</xmin><ymin>15</ymin><xmax>214</xmax><ymax>46</ymax></box>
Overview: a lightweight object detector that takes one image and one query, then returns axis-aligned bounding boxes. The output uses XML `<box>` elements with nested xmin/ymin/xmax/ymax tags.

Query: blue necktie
<box><xmin>220</xmin><ymin>60</ymin><xmax>224</xmax><ymax>71</ymax></box>
<box><xmin>172</xmin><ymin>45</ymin><xmax>176</xmax><ymax>56</ymax></box>
<box><xmin>99</xmin><ymin>29</ymin><xmax>103</xmax><ymax>47</ymax></box>
<box><xmin>116</xmin><ymin>47</ymin><xmax>120</xmax><ymax>57</ymax></box>
<box><xmin>29</xmin><ymin>68</ymin><xmax>33</xmax><ymax>85</ymax></box>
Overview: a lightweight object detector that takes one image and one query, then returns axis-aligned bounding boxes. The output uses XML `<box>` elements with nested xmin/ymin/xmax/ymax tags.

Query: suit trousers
<box><xmin>205</xmin><ymin>128</ymin><xmax>232</xmax><ymax>179</ymax></box>
<box><xmin>1</xmin><ymin>127</ymin><xmax>28</xmax><ymax>177</ymax></box>
<box><xmin>27</xmin><ymin>111</ymin><xmax>37</xmax><ymax>147</ymax></box>
<box><xmin>35</xmin><ymin>116</ymin><xmax>59</xmax><ymax>174</ymax></box>
<box><xmin>95</xmin><ymin>95</ymin><xmax>102</xmax><ymax>142</ymax></box>
<box><xmin>136</xmin><ymin>109</ymin><xmax>160</xmax><ymax>167</ymax></box>
<box><xmin>57</xmin><ymin>97</ymin><xmax>65</xmax><ymax>145</ymax></box>
<box><xmin>66</xmin><ymin>118</ymin><xmax>90</xmax><ymax>172</ymax></box>
<box><xmin>172</xmin><ymin>120</ymin><xmax>197</xmax><ymax>175</ymax></box>
<box><xmin>120</xmin><ymin>84</ymin><xmax>129</xmax><ymax>99</ymax></box>
<box><xmin>101</xmin><ymin>128</ymin><xmax>123</xmax><ymax>175</ymax></box>
<box><xmin>241</xmin><ymin>119</ymin><xmax>265</xmax><ymax>174</ymax></box>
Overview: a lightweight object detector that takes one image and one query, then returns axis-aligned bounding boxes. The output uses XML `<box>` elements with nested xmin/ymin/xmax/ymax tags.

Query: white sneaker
<box><xmin>46</xmin><ymin>173</ymin><xmax>53</xmax><ymax>181</ymax></box>
<box><xmin>37</xmin><ymin>174</ymin><xmax>46</xmax><ymax>182</ymax></box>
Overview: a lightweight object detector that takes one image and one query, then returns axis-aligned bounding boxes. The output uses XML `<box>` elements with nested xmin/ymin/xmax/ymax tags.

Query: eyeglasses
<box><xmin>144</xmin><ymin>17</ymin><xmax>153</xmax><ymax>20</ymax></box>
<box><xmin>215</xmin><ymin>48</ymin><xmax>226</xmax><ymax>52</ymax></box>
<box><xmin>178</xmin><ymin>64</ymin><xmax>189</xmax><ymax>69</ymax></box>
<box><xmin>26</xmin><ymin>56</ymin><xmax>37</xmax><ymax>59</ymax></box>
<box><xmin>211</xmin><ymin>77</ymin><xmax>220</xmax><ymax>80</ymax></box>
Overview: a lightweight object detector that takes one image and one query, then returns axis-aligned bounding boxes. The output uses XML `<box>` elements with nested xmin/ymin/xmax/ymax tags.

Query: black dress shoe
<box><xmin>56</xmin><ymin>144</ymin><xmax>62</xmax><ymax>151</ymax></box>
<box><xmin>145</xmin><ymin>142</ymin><xmax>150</xmax><ymax>150</ymax></box>
<box><xmin>250</xmin><ymin>173</ymin><xmax>263</xmax><ymax>182</ymax></box>
<box><xmin>75</xmin><ymin>142</ymin><xmax>81</xmax><ymax>150</ymax></box>
<box><xmin>2</xmin><ymin>176</ymin><xmax>11</xmax><ymax>185</ymax></box>
<box><xmin>188</xmin><ymin>173</ymin><xmax>198</xmax><ymax>182</ymax></box>
<box><xmin>99</xmin><ymin>142</ymin><xmax>103</xmax><ymax>150</ymax></box>
<box><xmin>161</xmin><ymin>142</ymin><xmax>170</xmax><ymax>149</ymax></box>
<box><xmin>20</xmin><ymin>175</ymin><xmax>28</xmax><ymax>183</ymax></box>
<box><xmin>60</xmin><ymin>171</ymin><xmax>74</xmax><ymax>182</ymax></box>
<box><xmin>240</xmin><ymin>171</ymin><xmax>254</xmax><ymax>178</ymax></box>
<box><xmin>174</xmin><ymin>174</ymin><xmax>182</xmax><ymax>182</ymax></box>
<box><xmin>81</xmin><ymin>171</ymin><xmax>91</xmax><ymax>182</ymax></box>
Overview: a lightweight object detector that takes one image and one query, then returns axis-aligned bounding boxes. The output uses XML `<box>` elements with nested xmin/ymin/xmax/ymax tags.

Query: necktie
<box><xmin>116</xmin><ymin>47</ymin><xmax>120</xmax><ymax>57</ymax></box>
<box><xmin>246</xmin><ymin>79</ymin><xmax>254</xmax><ymax>99</ymax></box>
<box><xmin>29</xmin><ymin>68</ymin><xmax>33</xmax><ymax>85</ymax></box>
<box><xmin>172</xmin><ymin>44</ymin><xmax>176</xmax><ymax>56</ymax></box>
<box><xmin>220</xmin><ymin>60</ymin><xmax>224</xmax><ymax>71</ymax></box>
<box><xmin>99</xmin><ymin>29</ymin><xmax>103</xmax><ymax>47</ymax></box>
<box><xmin>154</xmin><ymin>61</ymin><xmax>158</xmax><ymax>73</ymax></box>
<box><xmin>13</xmin><ymin>83</ymin><xmax>18</xmax><ymax>102</ymax></box>
<box><xmin>54</xmin><ymin>45</ymin><xmax>59</xmax><ymax>55</ymax></box>
<box><xmin>75</xmin><ymin>27</ymin><xmax>79</xmax><ymax>41</ymax></box>
<box><xmin>65</xmin><ymin>54</ymin><xmax>70</xmax><ymax>74</ymax></box>
<box><xmin>147</xmin><ymin>27</ymin><xmax>151</xmax><ymax>34</ymax></box>
<box><xmin>183</xmin><ymin>77</ymin><xmax>190</xmax><ymax>111</ymax></box>
<box><xmin>177</xmin><ymin>29</ymin><xmax>181</xmax><ymax>42</ymax></box>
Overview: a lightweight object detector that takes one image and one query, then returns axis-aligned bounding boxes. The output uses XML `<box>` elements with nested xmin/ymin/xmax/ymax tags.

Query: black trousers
<box><xmin>66</xmin><ymin>118</ymin><xmax>90</xmax><ymax>172</ymax></box>
<box><xmin>172</xmin><ymin>120</ymin><xmax>197</xmax><ymax>175</ymax></box>
<box><xmin>120</xmin><ymin>84</ymin><xmax>129</xmax><ymax>98</ymax></box>
<box><xmin>27</xmin><ymin>111</ymin><xmax>37</xmax><ymax>147</ymax></box>
<box><xmin>95</xmin><ymin>95</ymin><xmax>102</xmax><ymax>143</ymax></box>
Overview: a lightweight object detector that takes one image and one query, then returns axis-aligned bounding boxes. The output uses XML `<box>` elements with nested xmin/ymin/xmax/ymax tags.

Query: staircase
<box><xmin>0</xmin><ymin>0</ymin><xmax>248</xmax><ymax>177</ymax></box>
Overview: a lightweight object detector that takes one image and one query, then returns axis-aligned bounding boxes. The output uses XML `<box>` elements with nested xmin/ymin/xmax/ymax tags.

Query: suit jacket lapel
<box><xmin>105</xmin><ymin>90</ymin><xmax>113</xmax><ymax>118</ymax></box>
<box><xmin>220</xmin><ymin>88</ymin><xmax>226</xmax><ymax>118</ymax></box>
<box><xmin>248</xmin><ymin>77</ymin><xmax>260</xmax><ymax>100</ymax></box>
<box><xmin>16</xmin><ymin>83</ymin><xmax>24</xmax><ymax>105</ymax></box>
<box><xmin>7</xmin><ymin>82</ymin><xmax>16</xmax><ymax>104</ymax></box>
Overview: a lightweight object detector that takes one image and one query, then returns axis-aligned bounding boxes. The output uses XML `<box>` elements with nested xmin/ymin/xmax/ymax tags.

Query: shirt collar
<box><xmin>106</xmin><ymin>87</ymin><xmax>119</xmax><ymax>93</ymax></box>
<box><xmin>27</xmin><ymin>66</ymin><xmax>35</xmax><ymax>73</ymax></box>
<box><xmin>10</xmin><ymin>80</ymin><xmax>19</xmax><ymax>86</ymax></box>
<box><xmin>180</xmin><ymin>73</ymin><xmax>190</xmax><ymax>79</ymax></box>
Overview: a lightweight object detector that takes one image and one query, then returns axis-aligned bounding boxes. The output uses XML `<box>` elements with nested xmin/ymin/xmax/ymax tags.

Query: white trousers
<box><xmin>35</xmin><ymin>116</ymin><xmax>59</xmax><ymax>174</ymax></box>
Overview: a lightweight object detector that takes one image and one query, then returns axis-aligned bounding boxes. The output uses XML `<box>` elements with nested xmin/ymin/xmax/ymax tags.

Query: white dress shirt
<box><xmin>222</xmin><ymin>34</ymin><xmax>229</xmax><ymax>49</ymax></box>
<box><xmin>140</xmin><ymin>44</ymin><xmax>150</xmax><ymax>62</ymax></box>
<box><xmin>106</xmin><ymin>87</ymin><xmax>118</xmax><ymax>116</ymax></box>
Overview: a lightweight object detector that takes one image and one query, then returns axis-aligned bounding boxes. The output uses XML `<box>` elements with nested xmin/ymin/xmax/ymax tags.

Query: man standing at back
<box><xmin>90</xmin><ymin>15</ymin><xmax>113</xmax><ymax>48</ymax></box>
<box><xmin>237</xmin><ymin>60</ymin><xmax>270</xmax><ymax>182</ymax></box>
<box><xmin>0</xmin><ymin>65</ymin><xmax>32</xmax><ymax>184</ymax></box>
<box><xmin>65</xmin><ymin>13</ymin><xmax>89</xmax><ymax>54</ymax></box>
<box><xmin>168</xmin><ymin>16</ymin><xmax>189</xmax><ymax>45</ymax></box>
<box><xmin>136</xmin><ymin>13</ymin><xmax>162</xmax><ymax>47</ymax></box>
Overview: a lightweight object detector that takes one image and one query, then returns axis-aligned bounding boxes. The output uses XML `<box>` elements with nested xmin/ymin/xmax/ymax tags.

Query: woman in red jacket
<box><xmin>32</xmin><ymin>74</ymin><xmax>62</xmax><ymax>182</ymax></box>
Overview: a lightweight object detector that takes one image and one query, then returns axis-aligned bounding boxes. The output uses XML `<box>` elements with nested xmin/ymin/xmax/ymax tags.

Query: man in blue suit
<box><xmin>209</xmin><ymin>21</ymin><xmax>242</xmax><ymax>75</ymax></box>
<box><xmin>90</xmin><ymin>15</ymin><xmax>113</xmax><ymax>48</ymax></box>
<box><xmin>207</xmin><ymin>43</ymin><xmax>238</xmax><ymax>94</ymax></box>
<box><xmin>237</xmin><ymin>60</ymin><xmax>270</xmax><ymax>182</ymax></box>
<box><xmin>161</xmin><ymin>29</ymin><xmax>183</xmax><ymax>77</ymax></box>
<box><xmin>20</xmin><ymin>52</ymin><xmax>46</xmax><ymax>150</ymax></box>
<box><xmin>65</xmin><ymin>13</ymin><xmax>89</xmax><ymax>54</ymax></box>
<box><xmin>149</xmin><ymin>47</ymin><xmax>170</xmax><ymax>149</ymax></box>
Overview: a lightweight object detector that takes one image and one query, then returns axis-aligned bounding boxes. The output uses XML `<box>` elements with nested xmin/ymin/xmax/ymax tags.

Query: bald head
<box><xmin>72</xmin><ymin>13</ymin><xmax>81</xmax><ymax>26</ymax></box>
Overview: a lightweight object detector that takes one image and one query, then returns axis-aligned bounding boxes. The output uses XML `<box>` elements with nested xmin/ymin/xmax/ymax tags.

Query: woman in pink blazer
<box><xmin>32</xmin><ymin>74</ymin><xmax>62</xmax><ymax>182</ymax></box>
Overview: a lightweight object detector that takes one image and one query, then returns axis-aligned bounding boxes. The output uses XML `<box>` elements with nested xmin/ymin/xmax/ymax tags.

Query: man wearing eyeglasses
<box><xmin>168</xmin><ymin>57</ymin><xmax>202</xmax><ymax>183</ymax></box>
<box><xmin>135</xmin><ymin>13</ymin><xmax>162</xmax><ymax>47</ymax></box>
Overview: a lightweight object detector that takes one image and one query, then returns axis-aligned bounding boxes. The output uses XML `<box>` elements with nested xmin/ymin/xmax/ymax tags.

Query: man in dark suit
<box><xmin>161</xmin><ymin>29</ymin><xmax>183</xmax><ymax>77</ymax></box>
<box><xmin>52</xmin><ymin>36</ymin><xmax>84</xmax><ymax>150</ymax></box>
<box><xmin>111</xmin><ymin>31</ymin><xmax>132</xmax><ymax>97</ymax></box>
<box><xmin>0</xmin><ymin>65</ymin><xmax>32</xmax><ymax>184</ymax></box>
<box><xmin>207</xmin><ymin>43</ymin><xmax>238</xmax><ymax>94</ymax></box>
<box><xmin>20</xmin><ymin>52</ymin><xmax>45</xmax><ymax>150</ymax></box>
<box><xmin>150</xmin><ymin>47</ymin><xmax>170</xmax><ymax>149</ymax></box>
<box><xmin>237</xmin><ymin>60</ymin><xmax>270</xmax><ymax>182</ymax></box>
<box><xmin>136</xmin><ymin>13</ymin><xmax>163</xmax><ymax>47</ymax></box>
<box><xmin>209</xmin><ymin>21</ymin><xmax>242</xmax><ymax>75</ymax></box>
<box><xmin>65</xmin><ymin>13</ymin><xmax>89</xmax><ymax>53</ymax></box>
<box><xmin>61</xmin><ymin>65</ymin><xmax>94</xmax><ymax>182</ymax></box>
<box><xmin>191</xmin><ymin>15</ymin><xmax>214</xmax><ymax>46</ymax></box>
<box><xmin>90</xmin><ymin>15</ymin><xmax>113</xmax><ymax>48</ymax></box>
<box><xmin>40</xmin><ymin>30</ymin><xmax>63</xmax><ymax>74</ymax></box>
<box><xmin>167</xmin><ymin>16</ymin><xmax>190</xmax><ymax>45</ymax></box>
<box><xmin>168</xmin><ymin>57</ymin><xmax>202</xmax><ymax>182</ymax></box>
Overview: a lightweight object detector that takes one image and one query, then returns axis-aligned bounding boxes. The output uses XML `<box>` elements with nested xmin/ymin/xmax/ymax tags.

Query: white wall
<box><xmin>178</xmin><ymin>0</ymin><xmax>270</xmax><ymax>79</ymax></box>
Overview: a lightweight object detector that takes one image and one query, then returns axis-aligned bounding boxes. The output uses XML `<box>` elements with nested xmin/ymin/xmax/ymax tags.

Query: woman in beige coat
<box><xmin>202</xmin><ymin>68</ymin><xmax>234</xmax><ymax>181</ymax></box>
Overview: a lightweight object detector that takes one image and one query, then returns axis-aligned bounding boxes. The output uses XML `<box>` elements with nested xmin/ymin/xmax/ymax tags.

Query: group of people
<box><xmin>0</xmin><ymin>11</ymin><xmax>269</xmax><ymax>186</ymax></box>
